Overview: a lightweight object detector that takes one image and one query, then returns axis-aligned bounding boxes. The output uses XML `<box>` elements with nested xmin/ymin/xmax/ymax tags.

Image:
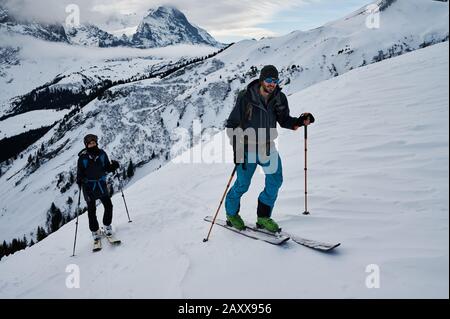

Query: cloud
<box><xmin>1</xmin><ymin>0</ymin><xmax>314</xmax><ymax>40</ymax></box>
<box><xmin>210</xmin><ymin>27</ymin><xmax>278</xmax><ymax>40</ymax></box>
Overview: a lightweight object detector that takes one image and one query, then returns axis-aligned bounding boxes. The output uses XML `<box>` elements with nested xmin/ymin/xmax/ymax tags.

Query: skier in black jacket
<box><xmin>225</xmin><ymin>65</ymin><xmax>315</xmax><ymax>232</ymax></box>
<box><xmin>77</xmin><ymin>134</ymin><xmax>120</xmax><ymax>240</ymax></box>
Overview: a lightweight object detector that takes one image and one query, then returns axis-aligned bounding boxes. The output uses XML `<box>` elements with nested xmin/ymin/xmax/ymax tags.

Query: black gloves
<box><xmin>110</xmin><ymin>160</ymin><xmax>120</xmax><ymax>172</ymax></box>
<box><xmin>296</xmin><ymin>112</ymin><xmax>315</xmax><ymax>127</ymax></box>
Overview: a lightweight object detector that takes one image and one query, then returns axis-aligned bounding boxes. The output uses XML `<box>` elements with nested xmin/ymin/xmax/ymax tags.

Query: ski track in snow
<box><xmin>0</xmin><ymin>41</ymin><xmax>448</xmax><ymax>298</ymax></box>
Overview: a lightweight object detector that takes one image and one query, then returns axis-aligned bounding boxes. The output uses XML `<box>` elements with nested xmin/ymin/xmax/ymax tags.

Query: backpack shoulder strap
<box><xmin>238</xmin><ymin>89</ymin><xmax>253</xmax><ymax>124</ymax></box>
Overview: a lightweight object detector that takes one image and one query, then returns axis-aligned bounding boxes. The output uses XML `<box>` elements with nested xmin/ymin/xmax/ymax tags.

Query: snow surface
<box><xmin>0</xmin><ymin>0</ymin><xmax>447</xmax><ymax>257</ymax></box>
<box><xmin>0</xmin><ymin>109</ymin><xmax>69</xmax><ymax>139</ymax></box>
<box><xmin>0</xmin><ymin>33</ymin><xmax>217</xmax><ymax>111</ymax></box>
<box><xmin>0</xmin><ymin>42</ymin><xmax>447</xmax><ymax>298</ymax></box>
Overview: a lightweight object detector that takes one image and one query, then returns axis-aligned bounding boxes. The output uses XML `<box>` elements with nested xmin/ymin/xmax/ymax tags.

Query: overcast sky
<box><xmin>2</xmin><ymin>0</ymin><xmax>372</xmax><ymax>43</ymax></box>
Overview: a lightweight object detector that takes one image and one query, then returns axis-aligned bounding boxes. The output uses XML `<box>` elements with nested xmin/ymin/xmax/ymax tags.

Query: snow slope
<box><xmin>0</xmin><ymin>33</ymin><xmax>217</xmax><ymax>113</ymax></box>
<box><xmin>217</xmin><ymin>0</ymin><xmax>449</xmax><ymax>95</ymax></box>
<box><xmin>0</xmin><ymin>41</ymin><xmax>447</xmax><ymax>298</ymax></box>
<box><xmin>0</xmin><ymin>0</ymin><xmax>447</xmax><ymax>272</ymax></box>
<box><xmin>0</xmin><ymin>109</ymin><xmax>69</xmax><ymax>139</ymax></box>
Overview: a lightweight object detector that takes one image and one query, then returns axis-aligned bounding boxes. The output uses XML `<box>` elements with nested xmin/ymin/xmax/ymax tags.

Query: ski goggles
<box><xmin>263</xmin><ymin>78</ymin><xmax>280</xmax><ymax>84</ymax></box>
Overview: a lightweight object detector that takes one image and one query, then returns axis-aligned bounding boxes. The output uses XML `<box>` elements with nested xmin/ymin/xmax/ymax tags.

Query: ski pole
<box><xmin>115</xmin><ymin>174</ymin><xmax>132</xmax><ymax>223</ymax></box>
<box><xmin>71</xmin><ymin>185</ymin><xmax>82</xmax><ymax>257</ymax></box>
<box><xmin>303</xmin><ymin>125</ymin><xmax>310</xmax><ymax>215</ymax></box>
<box><xmin>203</xmin><ymin>165</ymin><xmax>237</xmax><ymax>242</ymax></box>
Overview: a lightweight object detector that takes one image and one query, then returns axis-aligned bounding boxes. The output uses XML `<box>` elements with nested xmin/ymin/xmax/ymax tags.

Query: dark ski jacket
<box><xmin>77</xmin><ymin>148</ymin><xmax>114</xmax><ymax>199</ymax></box>
<box><xmin>226</xmin><ymin>79</ymin><xmax>298</xmax><ymax>148</ymax></box>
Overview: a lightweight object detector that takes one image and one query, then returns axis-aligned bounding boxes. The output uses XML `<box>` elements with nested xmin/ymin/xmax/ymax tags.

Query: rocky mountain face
<box><xmin>131</xmin><ymin>6</ymin><xmax>222</xmax><ymax>48</ymax></box>
<box><xmin>0</xmin><ymin>5</ymin><xmax>222</xmax><ymax>48</ymax></box>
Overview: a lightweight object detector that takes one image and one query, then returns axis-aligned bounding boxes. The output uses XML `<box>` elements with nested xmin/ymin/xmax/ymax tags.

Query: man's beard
<box><xmin>262</xmin><ymin>85</ymin><xmax>275</xmax><ymax>94</ymax></box>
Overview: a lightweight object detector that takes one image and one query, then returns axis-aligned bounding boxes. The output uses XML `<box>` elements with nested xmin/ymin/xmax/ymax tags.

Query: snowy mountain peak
<box><xmin>0</xmin><ymin>4</ymin><xmax>221</xmax><ymax>48</ymax></box>
<box><xmin>132</xmin><ymin>6</ymin><xmax>222</xmax><ymax>48</ymax></box>
<box><xmin>0</xmin><ymin>5</ymin><xmax>69</xmax><ymax>43</ymax></box>
<box><xmin>148</xmin><ymin>6</ymin><xmax>183</xmax><ymax>17</ymax></box>
<box><xmin>65</xmin><ymin>23</ymin><xmax>127</xmax><ymax>47</ymax></box>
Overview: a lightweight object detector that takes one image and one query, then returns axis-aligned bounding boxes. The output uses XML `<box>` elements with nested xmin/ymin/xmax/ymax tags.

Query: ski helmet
<box><xmin>84</xmin><ymin>134</ymin><xmax>98</xmax><ymax>147</ymax></box>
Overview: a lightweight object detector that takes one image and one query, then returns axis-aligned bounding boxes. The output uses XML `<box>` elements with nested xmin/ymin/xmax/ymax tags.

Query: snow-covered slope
<box><xmin>0</xmin><ymin>42</ymin><xmax>220</xmax><ymax>241</ymax></box>
<box><xmin>217</xmin><ymin>0</ymin><xmax>448</xmax><ymax>94</ymax></box>
<box><xmin>0</xmin><ymin>109</ymin><xmax>69</xmax><ymax>139</ymax></box>
<box><xmin>0</xmin><ymin>34</ymin><xmax>217</xmax><ymax>115</ymax></box>
<box><xmin>0</xmin><ymin>0</ymin><xmax>447</xmax><ymax>263</ymax></box>
<box><xmin>131</xmin><ymin>6</ymin><xmax>222</xmax><ymax>48</ymax></box>
<box><xmin>0</xmin><ymin>41</ymin><xmax>447</xmax><ymax>298</ymax></box>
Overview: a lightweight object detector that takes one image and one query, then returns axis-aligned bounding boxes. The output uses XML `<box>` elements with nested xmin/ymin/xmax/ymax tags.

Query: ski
<box><xmin>249</xmin><ymin>223</ymin><xmax>340</xmax><ymax>251</ymax></box>
<box><xmin>204</xmin><ymin>216</ymin><xmax>290</xmax><ymax>245</ymax></box>
<box><xmin>287</xmin><ymin>234</ymin><xmax>340</xmax><ymax>251</ymax></box>
<box><xmin>101</xmin><ymin>227</ymin><xmax>122</xmax><ymax>245</ymax></box>
<box><xmin>103</xmin><ymin>233</ymin><xmax>121</xmax><ymax>246</ymax></box>
<box><xmin>92</xmin><ymin>239</ymin><xmax>102</xmax><ymax>252</ymax></box>
<box><xmin>105</xmin><ymin>235</ymin><xmax>121</xmax><ymax>245</ymax></box>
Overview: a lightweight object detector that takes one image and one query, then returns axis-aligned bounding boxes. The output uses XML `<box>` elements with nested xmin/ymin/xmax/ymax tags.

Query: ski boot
<box><xmin>256</xmin><ymin>217</ymin><xmax>281</xmax><ymax>233</ymax></box>
<box><xmin>226</xmin><ymin>214</ymin><xmax>246</xmax><ymax>231</ymax></box>
<box><xmin>103</xmin><ymin>225</ymin><xmax>113</xmax><ymax>236</ymax></box>
<box><xmin>103</xmin><ymin>225</ymin><xmax>121</xmax><ymax>245</ymax></box>
<box><xmin>92</xmin><ymin>229</ymin><xmax>102</xmax><ymax>252</ymax></box>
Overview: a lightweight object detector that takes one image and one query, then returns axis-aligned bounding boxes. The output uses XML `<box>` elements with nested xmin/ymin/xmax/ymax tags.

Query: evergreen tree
<box><xmin>36</xmin><ymin>226</ymin><xmax>47</xmax><ymax>242</ymax></box>
<box><xmin>34</xmin><ymin>156</ymin><xmax>40</xmax><ymax>168</ymax></box>
<box><xmin>2</xmin><ymin>241</ymin><xmax>6</xmax><ymax>255</ymax></box>
<box><xmin>47</xmin><ymin>203</ymin><xmax>63</xmax><ymax>233</ymax></box>
<box><xmin>127</xmin><ymin>160</ymin><xmax>135</xmax><ymax>178</ymax></box>
<box><xmin>11</xmin><ymin>238</ymin><xmax>19</xmax><ymax>252</ymax></box>
<box><xmin>69</xmin><ymin>171</ymin><xmax>75</xmax><ymax>184</ymax></box>
<box><xmin>0</xmin><ymin>241</ymin><xmax>5</xmax><ymax>259</ymax></box>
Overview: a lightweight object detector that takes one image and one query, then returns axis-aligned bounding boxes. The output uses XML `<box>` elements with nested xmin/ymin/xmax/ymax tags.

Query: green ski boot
<box><xmin>256</xmin><ymin>217</ymin><xmax>280</xmax><ymax>233</ymax></box>
<box><xmin>226</xmin><ymin>214</ymin><xmax>246</xmax><ymax>231</ymax></box>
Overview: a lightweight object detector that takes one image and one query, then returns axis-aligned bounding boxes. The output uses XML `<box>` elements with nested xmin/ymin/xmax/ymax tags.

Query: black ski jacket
<box><xmin>77</xmin><ymin>148</ymin><xmax>114</xmax><ymax>199</ymax></box>
<box><xmin>226</xmin><ymin>79</ymin><xmax>298</xmax><ymax>146</ymax></box>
